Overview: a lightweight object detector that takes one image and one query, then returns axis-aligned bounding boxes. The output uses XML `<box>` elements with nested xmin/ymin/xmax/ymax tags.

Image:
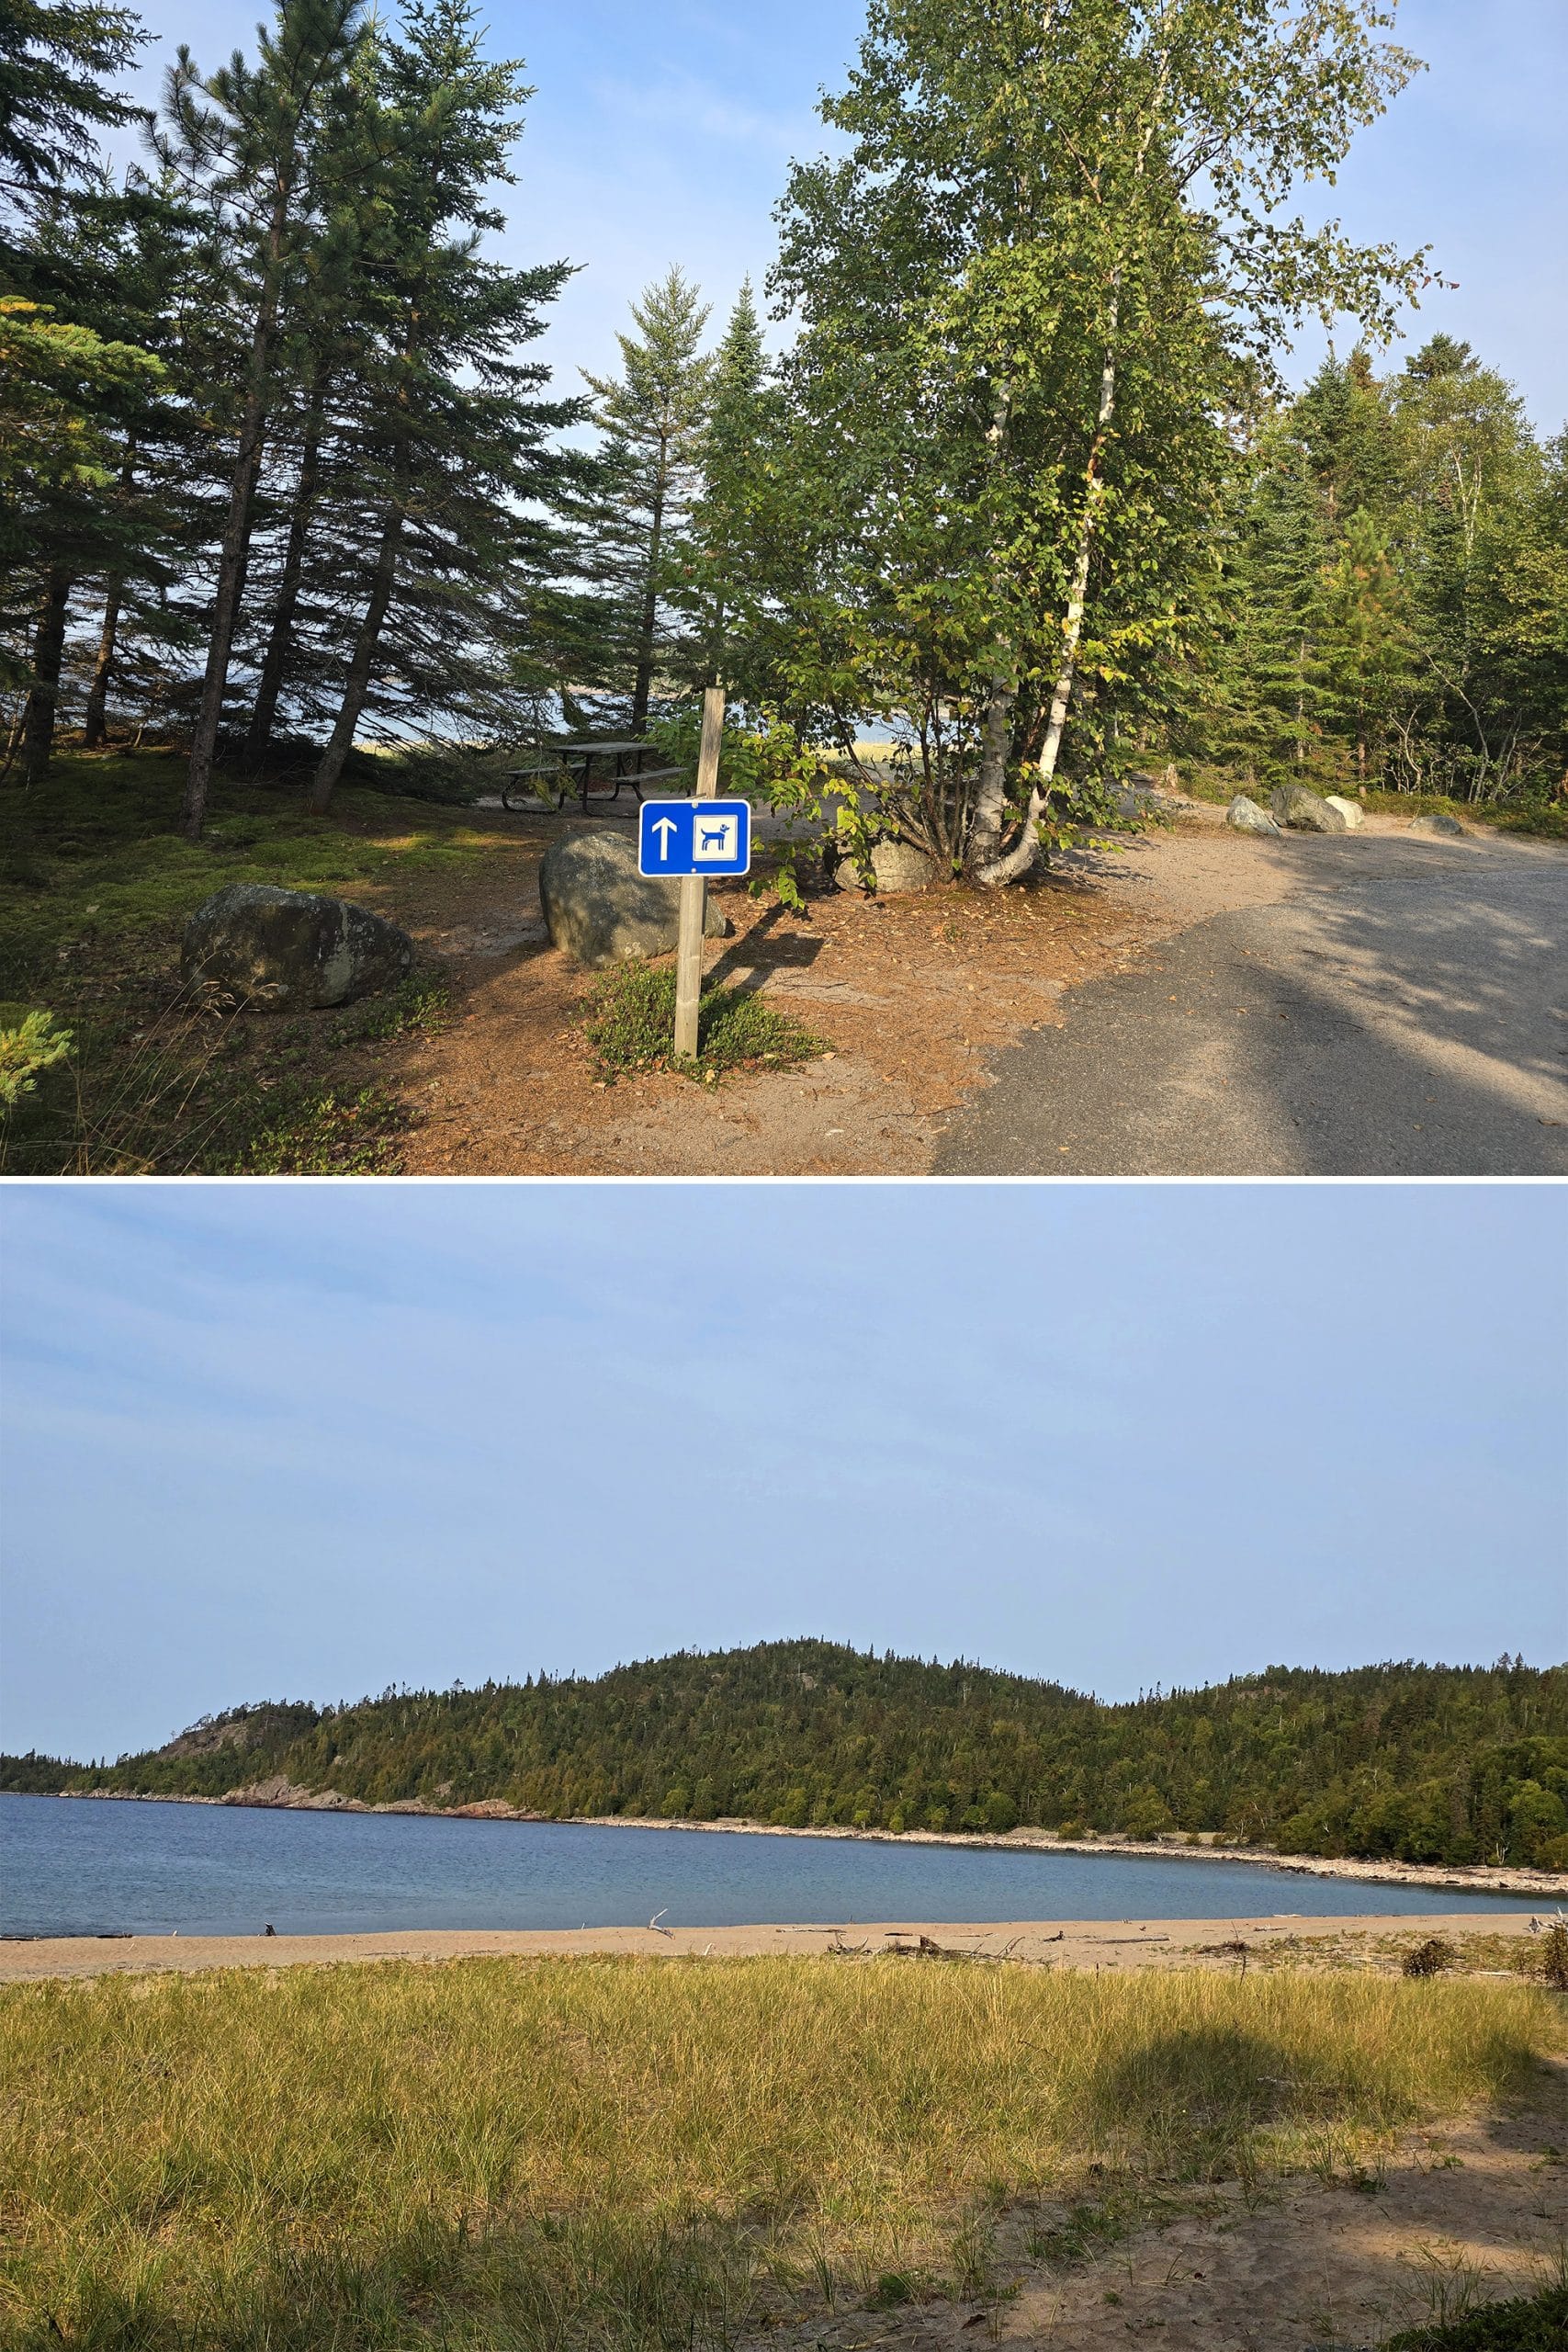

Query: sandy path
<box><xmin>754</xmin><ymin>2075</ymin><xmax>1568</xmax><ymax>2351</ymax></box>
<box><xmin>0</xmin><ymin>1912</ymin><xmax>1543</xmax><ymax>1984</ymax></box>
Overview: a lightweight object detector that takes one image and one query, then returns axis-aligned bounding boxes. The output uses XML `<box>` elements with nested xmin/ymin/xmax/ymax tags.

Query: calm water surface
<box><xmin>0</xmin><ymin>1795</ymin><xmax>1529</xmax><ymax>1939</ymax></box>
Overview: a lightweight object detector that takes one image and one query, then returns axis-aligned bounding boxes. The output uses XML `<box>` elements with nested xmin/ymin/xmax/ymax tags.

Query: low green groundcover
<box><xmin>583</xmin><ymin>959</ymin><xmax>826</xmax><ymax>1081</ymax></box>
<box><xmin>1378</xmin><ymin>2287</ymin><xmax>1568</xmax><ymax>2350</ymax></box>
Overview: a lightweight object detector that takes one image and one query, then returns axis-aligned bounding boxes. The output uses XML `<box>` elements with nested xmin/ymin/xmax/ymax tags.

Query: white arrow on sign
<box><xmin>650</xmin><ymin>816</ymin><xmax>679</xmax><ymax>861</ymax></box>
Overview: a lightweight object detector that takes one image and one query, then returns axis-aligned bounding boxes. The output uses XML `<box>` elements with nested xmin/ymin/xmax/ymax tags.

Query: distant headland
<box><xmin>6</xmin><ymin>1639</ymin><xmax>1565</xmax><ymax>1887</ymax></box>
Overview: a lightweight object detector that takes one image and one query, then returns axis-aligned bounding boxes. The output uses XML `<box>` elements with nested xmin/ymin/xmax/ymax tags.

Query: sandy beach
<box><xmin>0</xmin><ymin>1910</ymin><xmax>1546</xmax><ymax>1983</ymax></box>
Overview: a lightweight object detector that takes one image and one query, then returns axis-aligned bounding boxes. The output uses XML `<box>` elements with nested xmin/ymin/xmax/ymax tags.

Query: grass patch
<box><xmin>1383</xmin><ymin>2285</ymin><xmax>1568</xmax><ymax>2349</ymax></box>
<box><xmin>0</xmin><ymin>752</ymin><xmax>509</xmax><ymax>1000</ymax></box>
<box><xmin>582</xmin><ymin>957</ymin><xmax>827</xmax><ymax>1082</ymax></box>
<box><xmin>0</xmin><ymin>1957</ymin><xmax>1558</xmax><ymax>2352</ymax></box>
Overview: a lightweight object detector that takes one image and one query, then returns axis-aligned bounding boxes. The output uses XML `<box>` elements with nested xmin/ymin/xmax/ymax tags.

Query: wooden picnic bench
<box><xmin>502</xmin><ymin>739</ymin><xmax>687</xmax><ymax>815</ymax></box>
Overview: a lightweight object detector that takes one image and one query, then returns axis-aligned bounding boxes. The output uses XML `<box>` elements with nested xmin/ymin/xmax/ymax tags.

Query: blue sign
<box><xmin>637</xmin><ymin>797</ymin><xmax>751</xmax><ymax>878</ymax></box>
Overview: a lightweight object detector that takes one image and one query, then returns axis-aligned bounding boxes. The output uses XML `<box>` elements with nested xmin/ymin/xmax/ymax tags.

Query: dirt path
<box><xmin>752</xmin><ymin>2075</ymin><xmax>1568</xmax><ymax>2351</ymax></box>
<box><xmin>0</xmin><ymin>1913</ymin><xmax>1542</xmax><ymax>1984</ymax></box>
<box><xmin>382</xmin><ymin>802</ymin><xmax>1565</xmax><ymax>1176</ymax></box>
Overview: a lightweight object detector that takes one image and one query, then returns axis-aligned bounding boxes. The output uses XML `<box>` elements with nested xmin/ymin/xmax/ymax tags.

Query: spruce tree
<box><xmin>0</xmin><ymin>0</ymin><xmax>142</xmax><ymax>222</ymax></box>
<box><xmin>581</xmin><ymin>266</ymin><xmax>714</xmax><ymax>731</ymax></box>
<box><xmin>306</xmin><ymin>0</ymin><xmax>581</xmax><ymax>808</ymax></box>
<box><xmin>677</xmin><ymin>277</ymin><xmax>771</xmax><ymax>683</ymax></box>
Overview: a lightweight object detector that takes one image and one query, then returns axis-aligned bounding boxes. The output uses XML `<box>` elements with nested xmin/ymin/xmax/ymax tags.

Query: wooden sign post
<box><xmin>672</xmin><ymin>683</ymin><xmax>726</xmax><ymax>1060</ymax></box>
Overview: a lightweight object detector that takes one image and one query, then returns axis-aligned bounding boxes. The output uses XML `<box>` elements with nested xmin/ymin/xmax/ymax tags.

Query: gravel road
<box><xmin>935</xmin><ymin>821</ymin><xmax>1568</xmax><ymax>1176</ymax></box>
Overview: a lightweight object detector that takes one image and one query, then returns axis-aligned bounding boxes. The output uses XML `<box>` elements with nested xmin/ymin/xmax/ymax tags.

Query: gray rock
<box><xmin>1409</xmin><ymin>811</ymin><xmax>1470</xmax><ymax>838</ymax></box>
<box><xmin>1108</xmin><ymin>770</ymin><xmax>1198</xmax><ymax>820</ymax></box>
<box><xmin>836</xmin><ymin>838</ymin><xmax>938</xmax><ymax>893</ymax></box>
<box><xmin>1226</xmin><ymin>793</ymin><xmax>1282</xmax><ymax>836</ymax></box>
<box><xmin>1270</xmin><ymin>783</ymin><xmax>1348</xmax><ymax>833</ymax></box>
<box><xmin>182</xmin><ymin>884</ymin><xmax>412</xmax><ymax>1011</ymax></box>
<box><xmin>538</xmin><ymin>827</ymin><xmax>726</xmax><ymax>967</ymax></box>
<box><xmin>1323</xmin><ymin>794</ymin><xmax>1364</xmax><ymax>830</ymax></box>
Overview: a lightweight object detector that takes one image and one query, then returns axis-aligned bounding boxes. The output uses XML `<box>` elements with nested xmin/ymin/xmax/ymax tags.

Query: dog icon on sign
<box><xmin>693</xmin><ymin>813</ymin><xmax>739</xmax><ymax>864</ymax></box>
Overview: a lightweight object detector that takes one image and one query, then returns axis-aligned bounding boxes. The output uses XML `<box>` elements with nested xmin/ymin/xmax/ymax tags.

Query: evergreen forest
<box><xmin>4</xmin><ymin>0</ymin><xmax>1564</xmax><ymax>865</ymax></box>
<box><xmin>6</xmin><ymin>1640</ymin><xmax>1565</xmax><ymax>1871</ymax></box>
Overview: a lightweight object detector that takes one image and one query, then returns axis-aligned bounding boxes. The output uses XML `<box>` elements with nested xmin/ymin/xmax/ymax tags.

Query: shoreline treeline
<box><xmin>6</xmin><ymin>1640</ymin><xmax>1565</xmax><ymax>1871</ymax></box>
<box><xmin>4</xmin><ymin>0</ymin><xmax>1563</xmax><ymax>859</ymax></box>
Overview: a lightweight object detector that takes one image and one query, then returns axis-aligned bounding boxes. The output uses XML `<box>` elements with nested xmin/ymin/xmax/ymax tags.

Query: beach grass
<box><xmin>2</xmin><ymin>1956</ymin><xmax>1560</xmax><ymax>2350</ymax></box>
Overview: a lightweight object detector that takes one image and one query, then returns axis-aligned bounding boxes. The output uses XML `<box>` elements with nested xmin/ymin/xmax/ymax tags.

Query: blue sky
<box><xmin>104</xmin><ymin>0</ymin><xmax>1568</xmax><ymax>434</ymax></box>
<box><xmin>2</xmin><ymin>1183</ymin><xmax>1563</xmax><ymax>1763</ymax></box>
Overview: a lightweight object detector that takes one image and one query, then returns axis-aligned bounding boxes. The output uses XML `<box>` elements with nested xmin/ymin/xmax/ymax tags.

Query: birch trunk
<box><xmin>83</xmin><ymin>441</ymin><xmax>137</xmax><ymax>750</ymax></box>
<box><xmin>964</xmin><ymin>383</ymin><xmax>1018</xmax><ymax>876</ymax></box>
<box><xmin>973</xmin><ymin>330</ymin><xmax>1118</xmax><ymax>889</ymax></box>
<box><xmin>965</xmin><ymin>674</ymin><xmax>1020</xmax><ymax>873</ymax></box>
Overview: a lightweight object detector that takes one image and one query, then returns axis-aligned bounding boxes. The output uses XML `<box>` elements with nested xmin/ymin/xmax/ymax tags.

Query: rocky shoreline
<box><xmin>46</xmin><ymin>1784</ymin><xmax>1568</xmax><ymax>1901</ymax></box>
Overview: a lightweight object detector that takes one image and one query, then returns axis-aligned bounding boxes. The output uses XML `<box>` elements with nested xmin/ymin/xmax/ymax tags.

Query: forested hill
<box><xmin>6</xmin><ymin>1643</ymin><xmax>1566</xmax><ymax>1871</ymax></box>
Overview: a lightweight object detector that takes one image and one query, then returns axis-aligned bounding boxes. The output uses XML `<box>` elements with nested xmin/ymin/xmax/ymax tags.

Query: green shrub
<box><xmin>582</xmin><ymin>958</ymin><xmax>825</xmax><ymax>1081</ymax></box>
<box><xmin>0</xmin><ymin>1010</ymin><xmax>73</xmax><ymax>1108</ymax></box>
<box><xmin>1536</xmin><ymin>1922</ymin><xmax>1568</xmax><ymax>1992</ymax></box>
<box><xmin>1402</xmin><ymin>1937</ymin><xmax>1455</xmax><ymax>1980</ymax></box>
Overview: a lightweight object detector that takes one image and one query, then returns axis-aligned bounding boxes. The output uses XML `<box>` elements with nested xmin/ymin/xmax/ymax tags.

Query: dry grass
<box><xmin>1</xmin><ymin>1957</ymin><xmax>1559</xmax><ymax>2351</ymax></box>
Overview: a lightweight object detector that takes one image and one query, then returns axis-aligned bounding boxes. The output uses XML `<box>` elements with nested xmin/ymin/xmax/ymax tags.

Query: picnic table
<box><xmin>502</xmin><ymin>739</ymin><xmax>685</xmax><ymax>815</ymax></box>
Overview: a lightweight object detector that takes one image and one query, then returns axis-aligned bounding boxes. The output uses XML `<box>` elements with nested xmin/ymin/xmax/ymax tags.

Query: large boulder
<box><xmin>182</xmin><ymin>884</ymin><xmax>412</xmax><ymax>1011</ymax></box>
<box><xmin>1226</xmin><ymin>793</ymin><xmax>1282</xmax><ymax>837</ymax></box>
<box><xmin>1409</xmin><ymin>810</ymin><xmax>1470</xmax><ymax>839</ymax></box>
<box><xmin>1270</xmin><ymin>782</ymin><xmax>1348</xmax><ymax>833</ymax></box>
<box><xmin>539</xmin><ymin>827</ymin><xmax>726</xmax><ymax>967</ymax></box>
<box><xmin>1323</xmin><ymin>794</ymin><xmax>1364</xmax><ymax>830</ymax></box>
<box><xmin>836</xmin><ymin>838</ymin><xmax>938</xmax><ymax>893</ymax></box>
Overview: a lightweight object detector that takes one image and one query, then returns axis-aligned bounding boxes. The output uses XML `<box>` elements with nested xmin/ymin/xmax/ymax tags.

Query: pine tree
<box><xmin>39</xmin><ymin>169</ymin><xmax>213</xmax><ymax>754</ymax></box>
<box><xmin>228</xmin><ymin>81</ymin><xmax>370</xmax><ymax>768</ymax></box>
<box><xmin>157</xmin><ymin>0</ymin><xmax>367</xmax><ymax>838</ymax></box>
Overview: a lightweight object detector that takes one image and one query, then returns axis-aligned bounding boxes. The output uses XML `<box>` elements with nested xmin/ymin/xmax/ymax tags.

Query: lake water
<box><xmin>0</xmin><ymin>1795</ymin><xmax>1529</xmax><ymax>1939</ymax></box>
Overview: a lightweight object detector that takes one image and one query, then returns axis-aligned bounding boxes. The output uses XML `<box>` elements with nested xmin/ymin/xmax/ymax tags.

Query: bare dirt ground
<box><xmin>751</xmin><ymin>2075</ymin><xmax>1568</xmax><ymax>2351</ymax></box>
<box><xmin>378</xmin><ymin>799</ymin><xmax>1567</xmax><ymax>1176</ymax></box>
<box><xmin>0</xmin><ymin>1912</ymin><xmax>1544</xmax><ymax>1984</ymax></box>
<box><xmin>382</xmin><ymin>805</ymin><xmax>1276</xmax><ymax>1176</ymax></box>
